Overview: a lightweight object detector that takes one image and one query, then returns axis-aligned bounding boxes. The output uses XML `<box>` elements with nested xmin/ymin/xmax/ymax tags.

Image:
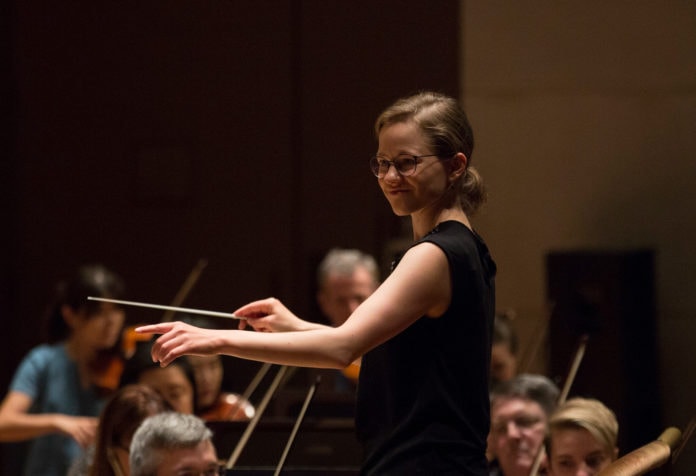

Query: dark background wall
<box><xmin>1</xmin><ymin>1</ymin><xmax>459</xmax><ymax>470</ymax></box>
<box><xmin>1</xmin><ymin>0</ymin><xmax>459</xmax><ymax>383</ymax></box>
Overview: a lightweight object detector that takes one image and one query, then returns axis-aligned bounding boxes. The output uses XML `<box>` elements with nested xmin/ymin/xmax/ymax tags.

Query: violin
<box><xmin>198</xmin><ymin>392</ymin><xmax>255</xmax><ymax>421</ymax></box>
<box><xmin>90</xmin><ymin>259</ymin><xmax>208</xmax><ymax>392</ymax></box>
<box><xmin>341</xmin><ymin>359</ymin><xmax>361</xmax><ymax>382</ymax></box>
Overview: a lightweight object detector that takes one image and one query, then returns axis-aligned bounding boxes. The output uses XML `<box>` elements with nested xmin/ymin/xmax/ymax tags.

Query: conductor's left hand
<box><xmin>136</xmin><ymin>321</ymin><xmax>219</xmax><ymax>367</ymax></box>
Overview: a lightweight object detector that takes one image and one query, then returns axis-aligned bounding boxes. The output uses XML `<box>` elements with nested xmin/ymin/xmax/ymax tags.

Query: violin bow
<box><xmin>273</xmin><ymin>375</ymin><xmax>322</xmax><ymax>476</ymax></box>
<box><xmin>226</xmin><ymin>365</ymin><xmax>290</xmax><ymax>469</ymax></box>
<box><xmin>239</xmin><ymin>362</ymin><xmax>273</xmax><ymax>407</ymax></box>
<box><xmin>161</xmin><ymin>258</ymin><xmax>208</xmax><ymax>322</ymax></box>
<box><xmin>518</xmin><ymin>302</ymin><xmax>555</xmax><ymax>373</ymax></box>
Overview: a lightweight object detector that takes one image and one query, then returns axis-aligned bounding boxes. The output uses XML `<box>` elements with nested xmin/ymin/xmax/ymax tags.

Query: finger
<box><xmin>243</xmin><ymin>317</ymin><xmax>268</xmax><ymax>332</ymax></box>
<box><xmin>158</xmin><ymin>340</ymin><xmax>189</xmax><ymax>367</ymax></box>
<box><xmin>153</xmin><ymin>331</ymin><xmax>191</xmax><ymax>366</ymax></box>
<box><xmin>135</xmin><ymin>323</ymin><xmax>175</xmax><ymax>335</ymax></box>
<box><xmin>233</xmin><ymin>297</ymin><xmax>276</xmax><ymax>316</ymax></box>
<box><xmin>150</xmin><ymin>331</ymin><xmax>178</xmax><ymax>363</ymax></box>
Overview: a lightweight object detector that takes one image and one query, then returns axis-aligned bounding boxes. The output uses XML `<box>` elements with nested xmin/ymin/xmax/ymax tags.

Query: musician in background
<box><xmin>316</xmin><ymin>248</ymin><xmax>380</xmax><ymax>328</ymax></box>
<box><xmin>67</xmin><ymin>384</ymin><xmax>170</xmax><ymax>476</ymax></box>
<box><xmin>546</xmin><ymin>397</ymin><xmax>619</xmax><ymax>476</ymax></box>
<box><xmin>119</xmin><ymin>339</ymin><xmax>196</xmax><ymax>415</ymax></box>
<box><xmin>488</xmin><ymin>373</ymin><xmax>560</xmax><ymax>476</ymax></box>
<box><xmin>129</xmin><ymin>412</ymin><xmax>220</xmax><ymax>476</ymax></box>
<box><xmin>182</xmin><ymin>316</ymin><xmax>254</xmax><ymax>421</ymax></box>
<box><xmin>490</xmin><ymin>310</ymin><xmax>519</xmax><ymax>388</ymax></box>
<box><xmin>0</xmin><ymin>264</ymin><xmax>126</xmax><ymax>476</ymax></box>
<box><xmin>315</xmin><ymin>248</ymin><xmax>380</xmax><ymax>391</ymax></box>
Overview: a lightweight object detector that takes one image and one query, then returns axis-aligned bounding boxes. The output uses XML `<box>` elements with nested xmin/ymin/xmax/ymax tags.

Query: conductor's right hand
<box><xmin>235</xmin><ymin>297</ymin><xmax>327</xmax><ymax>333</ymax></box>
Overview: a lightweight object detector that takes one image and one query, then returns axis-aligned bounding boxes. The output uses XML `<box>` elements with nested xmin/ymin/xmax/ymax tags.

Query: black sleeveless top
<box><xmin>356</xmin><ymin>221</ymin><xmax>496</xmax><ymax>475</ymax></box>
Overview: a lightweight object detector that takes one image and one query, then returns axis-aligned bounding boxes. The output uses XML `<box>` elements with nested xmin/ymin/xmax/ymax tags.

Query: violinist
<box><xmin>182</xmin><ymin>316</ymin><xmax>254</xmax><ymax>421</ymax></box>
<box><xmin>140</xmin><ymin>91</ymin><xmax>497</xmax><ymax>474</ymax></box>
<box><xmin>119</xmin><ymin>338</ymin><xmax>197</xmax><ymax>415</ymax></box>
<box><xmin>188</xmin><ymin>354</ymin><xmax>255</xmax><ymax>421</ymax></box>
<box><xmin>0</xmin><ymin>264</ymin><xmax>126</xmax><ymax>476</ymax></box>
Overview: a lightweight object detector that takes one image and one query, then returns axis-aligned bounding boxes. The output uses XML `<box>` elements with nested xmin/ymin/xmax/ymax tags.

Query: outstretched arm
<box><xmin>138</xmin><ymin>242</ymin><xmax>452</xmax><ymax>371</ymax></box>
<box><xmin>136</xmin><ymin>320</ymin><xmax>353</xmax><ymax>369</ymax></box>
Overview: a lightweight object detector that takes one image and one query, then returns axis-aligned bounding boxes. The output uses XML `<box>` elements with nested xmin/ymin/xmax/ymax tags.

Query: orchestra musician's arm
<box><xmin>138</xmin><ymin>242</ymin><xmax>451</xmax><ymax>370</ymax></box>
<box><xmin>0</xmin><ymin>391</ymin><xmax>96</xmax><ymax>447</ymax></box>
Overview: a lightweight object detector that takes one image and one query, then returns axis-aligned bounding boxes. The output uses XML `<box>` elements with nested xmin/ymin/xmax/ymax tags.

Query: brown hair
<box><xmin>375</xmin><ymin>91</ymin><xmax>486</xmax><ymax>215</ymax></box>
<box><xmin>89</xmin><ymin>384</ymin><xmax>169</xmax><ymax>476</ymax></box>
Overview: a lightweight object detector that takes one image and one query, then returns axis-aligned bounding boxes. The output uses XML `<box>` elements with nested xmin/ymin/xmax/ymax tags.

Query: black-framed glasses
<box><xmin>369</xmin><ymin>154</ymin><xmax>439</xmax><ymax>178</ymax></box>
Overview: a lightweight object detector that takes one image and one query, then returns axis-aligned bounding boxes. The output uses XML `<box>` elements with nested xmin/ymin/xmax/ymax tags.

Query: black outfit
<box><xmin>356</xmin><ymin>221</ymin><xmax>496</xmax><ymax>475</ymax></box>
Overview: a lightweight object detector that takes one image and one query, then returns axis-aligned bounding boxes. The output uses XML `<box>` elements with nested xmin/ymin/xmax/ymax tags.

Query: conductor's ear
<box><xmin>448</xmin><ymin>152</ymin><xmax>467</xmax><ymax>180</ymax></box>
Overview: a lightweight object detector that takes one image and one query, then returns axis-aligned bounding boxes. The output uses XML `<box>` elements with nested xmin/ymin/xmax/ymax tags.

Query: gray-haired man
<box><xmin>129</xmin><ymin>412</ymin><xmax>220</xmax><ymax>476</ymax></box>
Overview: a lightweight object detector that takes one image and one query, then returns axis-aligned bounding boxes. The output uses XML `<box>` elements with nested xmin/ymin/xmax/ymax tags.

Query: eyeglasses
<box><xmin>491</xmin><ymin>415</ymin><xmax>544</xmax><ymax>435</ymax></box>
<box><xmin>369</xmin><ymin>154</ymin><xmax>439</xmax><ymax>178</ymax></box>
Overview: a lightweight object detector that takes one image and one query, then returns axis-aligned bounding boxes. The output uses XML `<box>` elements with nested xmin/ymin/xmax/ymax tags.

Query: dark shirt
<box><xmin>356</xmin><ymin>221</ymin><xmax>496</xmax><ymax>475</ymax></box>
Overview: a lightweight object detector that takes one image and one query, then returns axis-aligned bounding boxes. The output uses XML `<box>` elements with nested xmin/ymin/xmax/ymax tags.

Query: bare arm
<box><xmin>138</xmin><ymin>242</ymin><xmax>451</xmax><ymax>369</ymax></box>
<box><xmin>0</xmin><ymin>391</ymin><xmax>97</xmax><ymax>447</ymax></box>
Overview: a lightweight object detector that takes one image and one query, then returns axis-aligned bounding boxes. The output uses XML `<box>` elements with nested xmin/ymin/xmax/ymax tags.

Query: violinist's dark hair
<box><xmin>89</xmin><ymin>384</ymin><xmax>170</xmax><ymax>476</ymax></box>
<box><xmin>42</xmin><ymin>264</ymin><xmax>126</xmax><ymax>342</ymax></box>
<box><xmin>119</xmin><ymin>338</ymin><xmax>198</xmax><ymax>411</ymax></box>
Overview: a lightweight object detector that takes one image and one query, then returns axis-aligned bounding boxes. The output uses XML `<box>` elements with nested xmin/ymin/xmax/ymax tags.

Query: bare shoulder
<box><xmin>384</xmin><ymin>242</ymin><xmax>451</xmax><ymax>317</ymax></box>
<box><xmin>395</xmin><ymin>241</ymin><xmax>449</xmax><ymax>275</ymax></box>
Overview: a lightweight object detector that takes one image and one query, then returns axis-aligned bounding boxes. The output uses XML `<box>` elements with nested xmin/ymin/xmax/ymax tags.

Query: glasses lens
<box><xmin>395</xmin><ymin>156</ymin><xmax>417</xmax><ymax>175</ymax></box>
<box><xmin>370</xmin><ymin>156</ymin><xmax>419</xmax><ymax>177</ymax></box>
<box><xmin>369</xmin><ymin>156</ymin><xmax>381</xmax><ymax>177</ymax></box>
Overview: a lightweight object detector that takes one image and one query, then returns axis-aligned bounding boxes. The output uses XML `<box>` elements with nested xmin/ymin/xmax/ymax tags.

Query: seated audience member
<box><xmin>129</xmin><ymin>412</ymin><xmax>220</xmax><ymax>476</ymax></box>
<box><xmin>546</xmin><ymin>397</ymin><xmax>619</xmax><ymax>476</ymax></box>
<box><xmin>120</xmin><ymin>339</ymin><xmax>196</xmax><ymax>414</ymax></box>
<box><xmin>490</xmin><ymin>310</ymin><xmax>519</xmax><ymax>387</ymax></box>
<box><xmin>68</xmin><ymin>384</ymin><xmax>170</xmax><ymax>476</ymax></box>
<box><xmin>0</xmin><ymin>264</ymin><xmax>126</xmax><ymax>476</ymax></box>
<box><xmin>488</xmin><ymin>374</ymin><xmax>560</xmax><ymax>476</ymax></box>
<box><xmin>182</xmin><ymin>316</ymin><xmax>254</xmax><ymax>421</ymax></box>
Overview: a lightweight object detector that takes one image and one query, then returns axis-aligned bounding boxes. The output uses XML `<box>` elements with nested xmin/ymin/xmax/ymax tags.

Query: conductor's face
<box><xmin>154</xmin><ymin>439</ymin><xmax>219</xmax><ymax>476</ymax></box>
<box><xmin>375</xmin><ymin>120</ymin><xmax>449</xmax><ymax>217</ymax></box>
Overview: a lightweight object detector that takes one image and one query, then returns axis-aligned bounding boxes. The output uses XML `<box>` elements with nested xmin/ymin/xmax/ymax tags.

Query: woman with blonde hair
<box><xmin>546</xmin><ymin>397</ymin><xmax>619</xmax><ymax>476</ymax></box>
